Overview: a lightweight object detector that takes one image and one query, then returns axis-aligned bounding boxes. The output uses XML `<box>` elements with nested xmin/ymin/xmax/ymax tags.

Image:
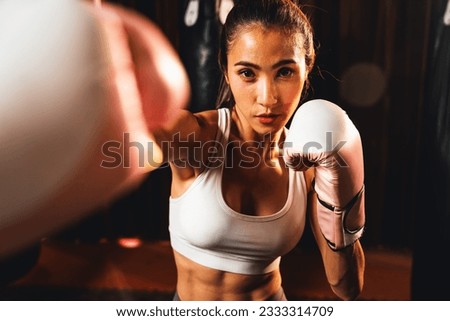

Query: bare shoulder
<box><xmin>153</xmin><ymin>108</ymin><xmax>218</xmax><ymax>143</ymax></box>
<box><xmin>193</xmin><ymin>109</ymin><xmax>219</xmax><ymax>128</ymax></box>
<box><xmin>169</xmin><ymin>109</ymin><xmax>220</xmax><ymax>196</ymax></box>
<box><xmin>190</xmin><ymin>109</ymin><xmax>220</xmax><ymax>142</ymax></box>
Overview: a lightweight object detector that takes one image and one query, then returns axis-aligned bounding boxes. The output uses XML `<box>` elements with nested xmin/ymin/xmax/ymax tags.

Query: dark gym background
<box><xmin>1</xmin><ymin>0</ymin><xmax>449</xmax><ymax>300</ymax></box>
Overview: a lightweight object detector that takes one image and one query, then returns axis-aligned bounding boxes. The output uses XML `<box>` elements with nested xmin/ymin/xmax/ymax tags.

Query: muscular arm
<box><xmin>307</xmin><ymin>189</ymin><xmax>365</xmax><ymax>300</ymax></box>
<box><xmin>102</xmin><ymin>4</ymin><xmax>218</xmax><ymax>168</ymax></box>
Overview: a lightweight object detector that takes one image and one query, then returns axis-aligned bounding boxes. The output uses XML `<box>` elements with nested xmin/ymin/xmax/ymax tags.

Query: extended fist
<box><xmin>0</xmin><ymin>0</ymin><xmax>189</xmax><ymax>256</ymax></box>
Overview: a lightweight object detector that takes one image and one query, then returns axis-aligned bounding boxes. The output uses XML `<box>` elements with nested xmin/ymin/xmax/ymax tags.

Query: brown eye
<box><xmin>239</xmin><ymin>69</ymin><xmax>255</xmax><ymax>79</ymax></box>
<box><xmin>277</xmin><ymin>67</ymin><xmax>294</xmax><ymax>78</ymax></box>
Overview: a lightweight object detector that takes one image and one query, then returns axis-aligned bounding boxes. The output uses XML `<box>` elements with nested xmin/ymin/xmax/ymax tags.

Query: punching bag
<box><xmin>411</xmin><ymin>0</ymin><xmax>450</xmax><ymax>300</ymax></box>
<box><xmin>179</xmin><ymin>0</ymin><xmax>234</xmax><ymax>112</ymax></box>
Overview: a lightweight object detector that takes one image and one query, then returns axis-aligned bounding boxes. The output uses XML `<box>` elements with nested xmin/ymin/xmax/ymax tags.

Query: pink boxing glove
<box><xmin>284</xmin><ymin>99</ymin><xmax>365</xmax><ymax>250</ymax></box>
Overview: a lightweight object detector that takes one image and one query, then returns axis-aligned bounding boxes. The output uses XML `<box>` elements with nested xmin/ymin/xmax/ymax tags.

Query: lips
<box><xmin>256</xmin><ymin>113</ymin><xmax>279</xmax><ymax>124</ymax></box>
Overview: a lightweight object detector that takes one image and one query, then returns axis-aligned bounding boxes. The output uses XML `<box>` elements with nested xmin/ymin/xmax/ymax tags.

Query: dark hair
<box><xmin>216</xmin><ymin>0</ymin><xmax>316</xmax><ymax>109</ymax></box>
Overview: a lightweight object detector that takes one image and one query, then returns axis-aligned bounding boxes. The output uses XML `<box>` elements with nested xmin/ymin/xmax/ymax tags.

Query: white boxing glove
<box><xmin>0</xmin><ymin>0</ymin><xmax>189</xmax><ymax>256</ymax></box>
<box><xmin>284</xmin><ymin>99</ymin><xmax>365</xmax><ymax>250</ymax></box>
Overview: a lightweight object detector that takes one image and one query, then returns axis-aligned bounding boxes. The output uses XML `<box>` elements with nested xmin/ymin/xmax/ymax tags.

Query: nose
<box><xmin>256</xmin><ymin>77</ymin><xmax>278</xmax><ymax>107</ymax></box>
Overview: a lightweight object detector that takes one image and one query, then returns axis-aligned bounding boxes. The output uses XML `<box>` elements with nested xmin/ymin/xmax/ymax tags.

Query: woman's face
<box><xmin>226</xmin><ymin>25</ymin><xmax>307</xmax><ymax>137</ymax></box>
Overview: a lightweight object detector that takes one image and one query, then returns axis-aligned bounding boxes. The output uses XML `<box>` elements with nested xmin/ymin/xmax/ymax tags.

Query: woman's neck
<box><xmin>230</xmin><ymin>109</ymin><xmax>286</xmax><ymax>165</ymax></box>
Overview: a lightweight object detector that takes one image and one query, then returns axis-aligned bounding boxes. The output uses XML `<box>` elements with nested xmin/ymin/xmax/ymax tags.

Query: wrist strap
<box><xmin>313</xmin><ymin>181</ymin><xmax>365</xmax><ymax>250</ymax></box>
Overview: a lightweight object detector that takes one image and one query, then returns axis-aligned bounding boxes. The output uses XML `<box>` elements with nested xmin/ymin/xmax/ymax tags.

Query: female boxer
<box><xmin>0</xmin><ymin>0</ymin><xmax>365</xmax><ymax>300</ymax></box>
<box><xmin>150</xmin><ymin>0</ymin><xmax>366</xmax><ymax>300</ymax></box>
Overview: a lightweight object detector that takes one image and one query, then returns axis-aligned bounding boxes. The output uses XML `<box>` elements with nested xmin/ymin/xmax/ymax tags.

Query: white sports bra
<box><xmin>169</xmin><ymin>108</ymin><xmax>308</xmax><ymax>275</ymax></box>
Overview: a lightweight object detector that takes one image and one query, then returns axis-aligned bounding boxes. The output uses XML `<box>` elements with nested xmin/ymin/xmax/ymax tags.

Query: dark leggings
<box><xmin>173</xmin><ymin>287</ymin><xmax>287</xmax><ymax>301</ymax></box>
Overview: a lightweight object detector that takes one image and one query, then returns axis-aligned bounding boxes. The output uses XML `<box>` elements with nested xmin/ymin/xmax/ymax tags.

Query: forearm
<box><xmin>309</xmin><ymin>192</ymin><xmax>365</xmax><ymax>300</ymax></box>
<box><xmin>323</xmin><ymin>240</ymin><xmax>365</xmax><ymax>300</ymax></box>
